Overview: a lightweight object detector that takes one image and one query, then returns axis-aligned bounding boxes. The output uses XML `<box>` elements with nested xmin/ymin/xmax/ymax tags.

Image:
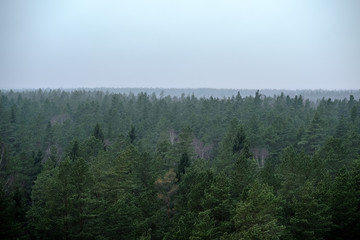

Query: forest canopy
<box><xmin>0</xmin><ymin>88</ymin><xmax>359</xmax><ymax>239</ymax></box>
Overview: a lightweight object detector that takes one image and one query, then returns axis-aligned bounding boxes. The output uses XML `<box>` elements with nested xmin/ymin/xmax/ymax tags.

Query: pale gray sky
<box><xmin>1</xmin><ymin>0</ymin><xmax>359</xmax><ymax>89</ymax></box>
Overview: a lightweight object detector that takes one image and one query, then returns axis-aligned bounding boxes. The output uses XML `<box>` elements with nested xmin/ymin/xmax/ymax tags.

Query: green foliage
<box><xmin>232</xmin><ymin>126</ymin><xmax>247</xmax><ymax>154</ymax></box>
<box><xmin>200</xmin><ymin>172</ymin><xmax>233</xmax><ymax>238</ymax></box>
<box><xmin>100</xmin><ymin>193</ymin><xmax>141</xmax><ymax>240</ymax></box>
<box><xmin>175</xmin><ymin>167</ymin><xmax>213</xmax><ymax>214</ymax></box>
<box><xmin>277</xmin><ymin>147</ymin><xmax>315</xmax><ymax>200</ymax></box>
<box><xmin>92</xmin><ymin>123</ymin><xmax>104</xmax><ymax>142</ymax></box>
<box><xmin>298</xmin><ymin>111</ymin><xmax>326</xmax><ymax>153</ymax></box>
<box><xmin>28</xmin><ymin>157</ymin><xmax>94</xmax><ymax>239</ymax></box>
<box><xmin>0</xmin><ymin>181</ymin><xmax>26</xmax><ymax>239</ymax></box>
<box><xmin>215</xmin><ymin>119</ymin><xmax>249</xmax><ymax>173</ymax></box>
<box><xmin>231</xmin><ymin>181</ymin><xmax>285</xmax><ymax>240</ymax></box>
<box><xmin>128</xmin><ymin>125</ymin><xmax>136</xmax><ymax>144</ymax></box>
<box><xmin>229</xmin><ymin>144</ymin><xmax>257</xmax><ymax>199</ymax></box>
<box><xmin>288</xmin><ymin>180</ymin><xmax>332</xmax><ymax>240</ymax></box>
<box><xmin>164</xmin><ymin>212</ymin><xmax>197</xmax><ymax>240</ymax></box>
<box><xmin>69</xmin><ymin>139</ymin><xmax>80</xmax><ymax>161</ymax></box>
<box><xmin>176</xmin><ymin>126</ymin><xmax>195</xmax><ymax>158</ymax></box>
<box><xmin>177</xmin><ymin>152</ymin><xmax>190</xmax><ymax>182</ymax></box>
<box><xmin>0</xmin><ymin>89</ymin><xmax>359</xmax><ymax>239</ymax></box>
<box><xmin>316</xmin><ymin>137</ymin><xmax>347</xmax><ymax>175</ymax></box>
<box><xmin>327</xmin><ymin>161</ymin><xmax>360</xmax><ymax>239</ymax></box>
<box><xmin>190</xmin><ymin>210</ymin><xmax>216</xmax><ymax>240</ymax></box>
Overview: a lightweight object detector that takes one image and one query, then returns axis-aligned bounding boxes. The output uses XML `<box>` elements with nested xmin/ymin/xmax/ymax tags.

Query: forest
<box><xmin>0</xmin><ymin>88</ymin><xmax>359</xmax><ymax>240</ymax></box>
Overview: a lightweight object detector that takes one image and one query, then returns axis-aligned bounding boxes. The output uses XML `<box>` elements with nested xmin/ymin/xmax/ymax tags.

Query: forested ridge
<box><xmin>1</xmin><ymin>89</ymin><xmax>360</xmax><ymax>239</ymax></box>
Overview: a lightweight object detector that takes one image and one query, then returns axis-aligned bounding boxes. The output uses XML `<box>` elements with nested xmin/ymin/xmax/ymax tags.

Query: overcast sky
<box><xmin>1</xmin><ymin>0</ymin><xmax>359</xmax><ymax>90</ymax></box>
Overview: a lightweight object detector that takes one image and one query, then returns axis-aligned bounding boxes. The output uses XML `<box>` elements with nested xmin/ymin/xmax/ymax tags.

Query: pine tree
<box><xmin>44</xmin><ymin>121</ymin><xmax>53</xmax><ymax>147</ymax></box>
<box><xmin>289</xmin><ymin>180</ymin><xmax>332</xmax><ymax>240</ymax></box>
<box><xmin>316</xmin><ymin>137</ymin><xmax>347</xmax><ymax>175</ymax></box>
<box><xmin>327</xmin><ymin>161</ymin><xmax>360</xmax><ymax>239</ymax></box>
<box><xmin>92</xmin><ymin>123</ymin><xmax>104</xmax><ymax>142</ymax></box>
<box><xmin>190</xmin><ymin>210</ymin><xmax>216</xmax><ymax>240</ymax></box>
<box><xmin>177</xmin><ymin>152</ymin><xmax>190</xmax><ymax>182</ymax></box>
<box><xmin>200</xmin><ymin>172</ymin><xmax>233</xmax><ymax>238</ymax></box>
<box><xmin>231</xmin><ymin>181</ymin><xmax>284</xmax><ymax>240</ymax></box>
<box><xmin>230</xmin><ymin>143</ymin><xmax>257</xmax><ymax>199</ymax></box>
<box><xmin>215</xmin><ymin>119</ymin><xmax>248</xmax><ymax>173</ymax></box>
<box><xmin>28</xmin><ymin>157</ymin><xmax>94</xmax><ymax>239</ymax></box>
<box><xmin>164</xmin><ymin>212</ymin><xmax>197</xmax><ymax>240</ymax></box>
<box><xmin>176</xmin><ymin>126</ymin><xmax>194</xmax><ymax>158</ymax></box>
<box><xmin>298</xmin><ymin>111</ymin><xmax>325</xmax><ymax>153</ymax></box>
<box><xmin>128</xmin><ymin>125</ymin><xmax>136</xmax><ymax>144</ymax></box>
<box><xmin>69</xmin><ymin>140</ymin><xmax>80</xmax><ymax>161</ymax></box>
<box><xmin>0</xmin><ymin>180</ymin><xmax>23</xmax><ymax>239</ymax></box>
<box><xmin>27</xmin><ymin>158</ymin><xmax>60</xmax><ymax>239</ymax></box>
<box><xmin>100</xmin><ymin>193</ymin><xmax>141</xmax><ymax>240</ymax></box>
<box><xmin>277</xmin><ymin>147</ymin><xmax>313</xmax><ymax>201</ymax></box>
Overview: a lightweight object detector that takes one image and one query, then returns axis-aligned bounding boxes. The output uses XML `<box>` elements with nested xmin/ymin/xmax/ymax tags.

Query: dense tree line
<box><xmin>31</xmin><ymin>88</ymin><xmax>359</xmax><ymax>101</ymax></box>
<box><xmin>0</xmin><ymin>89</ymin><xmax>360</xmax><ymax>239</ymax></box>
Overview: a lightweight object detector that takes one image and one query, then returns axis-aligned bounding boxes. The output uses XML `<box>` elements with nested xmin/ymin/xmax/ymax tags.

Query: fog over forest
<box><xmin>5</xmin><ymin>88</ymin><xmax>360</xmax><ymax>102</ymax></box>
<box><xmin>1</xmin><ymin>0</ymin><xmax>360</xmax><ymax>239</ymax></box>
<box><xmin>1</xmin><ymin>88</ymin><xmax>360</xmax><ymax>239</ymax></box>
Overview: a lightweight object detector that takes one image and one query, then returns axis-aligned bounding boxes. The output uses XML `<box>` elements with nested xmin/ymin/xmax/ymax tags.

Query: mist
<box><xmin>1</xmin><ymin>0</ymin><xmax>360</xmax><ymax>89</ymax></box>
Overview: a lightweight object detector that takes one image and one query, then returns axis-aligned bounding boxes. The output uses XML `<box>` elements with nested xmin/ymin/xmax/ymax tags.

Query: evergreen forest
<box><xmin>1</xmin><ymin>89</ymin><xmax>360</xmax><ymax>240</ymax></box>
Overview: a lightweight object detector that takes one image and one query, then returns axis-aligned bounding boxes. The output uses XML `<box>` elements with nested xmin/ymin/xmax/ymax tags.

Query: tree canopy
<box><xmin>0</xmin><ymin>89</ymin><xmax>359</xmax><ymax>239</ymax></box>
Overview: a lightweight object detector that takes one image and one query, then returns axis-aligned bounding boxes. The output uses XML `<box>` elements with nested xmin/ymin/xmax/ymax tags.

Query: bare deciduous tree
<box><xmin>169</xmin><ymin>129</ymin><xmax>177</xmax><ymax>145</ymax></box>
<box><xmin>252</xmin><ymin>147</ymin><xmax>269</xmax><ymax>168</ymax></box>
<box><xmin>193</xmin><ymin>138</ymin><xmax>213</xmax><ymax>160</ymax></box>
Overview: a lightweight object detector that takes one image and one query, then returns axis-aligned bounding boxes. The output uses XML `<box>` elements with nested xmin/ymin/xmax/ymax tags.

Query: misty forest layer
<box><xmin>1</xmin><ymin>89</ymin><xmax>360</xmax><ymax>240</ymax></box>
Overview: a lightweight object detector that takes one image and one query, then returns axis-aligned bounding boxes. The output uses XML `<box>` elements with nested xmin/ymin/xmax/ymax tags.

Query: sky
<box><xmin>0</xmin><ymin>0</ymin><xmax>359</xmax><ymax>90</ymax></box>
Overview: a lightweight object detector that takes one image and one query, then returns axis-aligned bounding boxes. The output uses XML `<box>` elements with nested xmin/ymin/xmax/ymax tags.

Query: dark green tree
<box><xmin>190</xmin><ymin>210</ymin><xmax>216</xmax><ymax>240</ymax></box>
<box><xmin>92</xmin><ymin>123</ymin><xmax>104</xmax><ymax>142</ymax></box>
<box><xmin>298</xmin><ymin>111</ymin><xmax>325</xmax><ymax>153</ymax></box>
<box><xmin>289</xmin><ymin>180</ymin><xmax>332</xmax><ymax>240</ymax></box>
<box><xmin>327</xmin><ymin>161</ymin><xmax>360</xmax><ymax>239</ymax></box>
<box><xmin>230</xmin><ymin>143</ymin><xmax>257</xmax><ymax>199</ymax></box>
<box><xmin>31</xmin><ymin>150</ymin><xmax>43</xmax><ymax>180</ymax></box>
<box><xmin>232</xmin><ymin>126</ymin><xmax>246</xmax><ymax>154</ymax></box>
<box><xmin>231</xmin><ymin>181</ymin><xmax>284</xmax><ymax>240</ymax></box>
<box><xmin>0</xmin><ymin>181</ymin><xmax>25</xmax><ymax>239</ymax></box>
<box><xmin>69</xmin><ymin>140</ymin><xmax>80</xmax><ymax>161</ymax></box>
<box><xmin>200</xmin><ymin>172</ymin><xmax>233</xmax><ymax>238</ymax></box>
<box><xmin>128</xmin><ymin>125</ymin><xmax>136</xmax><ymax>144</ymax></box>
<box><xmin>28</xmin><ymin>157</ymin><xmax>94</xmax><ymax>239</ymax></box>
<box><xmin>44</xmin><ymin>121</ymin><xmax>53</xmax><ymax>146</ymax></box>
<box><xmin>215</xmin><ymin>119</ymin><xmax>248</xmax><ymax>173</ymax></box>
<box><xmin>177</xmin><ymin>152</ymin><xmax>190</xmax><ymax>182</ymax></box>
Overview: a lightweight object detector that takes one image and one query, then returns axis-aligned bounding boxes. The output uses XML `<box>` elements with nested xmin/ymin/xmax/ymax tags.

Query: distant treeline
<box><xmin>4</xmin><ymin>87</ymin><xmax>360</xmax><ymax>102</ymax></box>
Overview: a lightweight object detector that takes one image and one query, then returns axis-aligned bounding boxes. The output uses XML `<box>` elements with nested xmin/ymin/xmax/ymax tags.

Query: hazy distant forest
<box><xmin>1</xmin><ymin>88</ymin><xmax>360</xmax><ymax>240</ymax></box>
